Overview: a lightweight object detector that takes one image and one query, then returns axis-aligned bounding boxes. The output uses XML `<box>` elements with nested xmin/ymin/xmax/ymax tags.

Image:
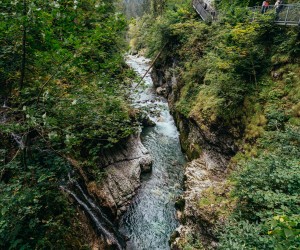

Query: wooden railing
<box><xmin>250</xmin><ymin>4</ymin><xmax>300</xmax><ymax>26</ymax></box>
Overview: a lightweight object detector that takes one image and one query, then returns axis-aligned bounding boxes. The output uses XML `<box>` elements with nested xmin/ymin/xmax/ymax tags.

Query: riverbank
<box><xmin>151</xmin><ymin>57</ymin><xmax>236</xmax><ymax>249</ymax></box>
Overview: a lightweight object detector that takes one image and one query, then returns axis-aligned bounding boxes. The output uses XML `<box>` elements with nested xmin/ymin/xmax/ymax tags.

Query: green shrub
<box><xmin>267</xmin><ymin>215</ymin><xmax>300</xmax><ymax>250</ymax></box>
<box><xmin>218</xmin><ymin>220</ymin><xmax>273</xmax><ymax>250</ymax></box>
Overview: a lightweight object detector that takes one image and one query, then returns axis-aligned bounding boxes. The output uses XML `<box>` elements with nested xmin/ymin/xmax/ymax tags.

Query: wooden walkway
<box><xmin>250</xmin><ymin>4</ymin><xmax>300</xmax><ymax>26</ymax></box>
<box><xmin>192</xmin><ymin>0</ymin><xmax>216</xmax><ymax>22</ymax></box>
<box><xmin>192</xmin><ymin>0</ymin><xmax>300</xmax><ymax>26</ymax></box>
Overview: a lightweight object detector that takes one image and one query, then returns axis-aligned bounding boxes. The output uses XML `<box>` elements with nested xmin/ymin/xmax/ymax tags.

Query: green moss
<box><xmin>244</xmin><ymin>113</ymin><xmax>267</xmax><ymax>141</ymax></box>
<box><xmin>198</xmin><ymin>182</ymin><xmax>237</xmax><ymax>224</ymax></box>
<box><xmin>176</xmin><ymin>233</ymin><xmax>205</xmax><ymax>250</ymax></box>
<box><xmin>189</xmin><ymin>87</ymin><xmax>222</xmax><ymax>126</ymax></box>
<box><xmin>175</xmin><ymin>80</ymin><xmax>201</xmax><ymax>118</ymax></box>
<box><xmin>289</xmin><ymin>117</ymin><xmax>300</xmax><ymax>126</ymax></box>
<box><xmin>183</xmin><ymin>143</ymin><xmax>203</xmax><ymax>161</ymax></box>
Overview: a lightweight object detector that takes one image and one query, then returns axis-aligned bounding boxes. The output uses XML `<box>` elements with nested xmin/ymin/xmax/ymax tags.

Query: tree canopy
<box><xmin>0</xmin><ymin>0</ymin><xmax>137</xmax><ymax>248</ymax></box>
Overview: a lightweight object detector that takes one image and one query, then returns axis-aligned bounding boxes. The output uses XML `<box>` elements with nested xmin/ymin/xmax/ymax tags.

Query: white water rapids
<box><xmin>119</xmin><ymin>55</ymin><xmax>186</xmax><ymax>250</ymax></box>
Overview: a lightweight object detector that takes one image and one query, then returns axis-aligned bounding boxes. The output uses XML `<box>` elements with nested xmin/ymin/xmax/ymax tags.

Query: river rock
<box><xmin>170</xmin><ymin>158</ymin><xmax>219</xmax><ymax>250</ymax></box>
<box><xmin>88</xmin><ymin>134</ymin><xmax>152</xmax><ymax>217</ymax></box>
<box><xmin>156</xmin><ymin>86</ymin><xmax>167</xmax><ymax>96</ymax></box>
<box><xmin>137</xmin><ymin>110</ymin><xmax>156</xmax><ymax>127</ymax></box>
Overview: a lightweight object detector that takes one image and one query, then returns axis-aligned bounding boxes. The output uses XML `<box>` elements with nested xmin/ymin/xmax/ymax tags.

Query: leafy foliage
<box><xmin>0</xmin><ymin>0</ymin><xmax>136</xmax><ymax>248</ymax></box>
<box><xmin>217</xmin><ymin>220</ymin><xmax>272</xmax><ymax>250</ymax></box>
<box><xmin>267</xmin><ymin>215</ymin><xmax>300</xmax><ymax>249</ymax></box>
<box><xmin>0</xmin><ymin>155</ymin><xmax>79</xmax><ymax>249</ymax></box>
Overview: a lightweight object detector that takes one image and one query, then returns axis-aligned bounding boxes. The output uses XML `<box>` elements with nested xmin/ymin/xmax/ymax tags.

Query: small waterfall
<box><xmin>11</xmin><ymin>133</ymin><xmax>25</xmax><ymax>149</ymax></box>
<box><xmin>61</xmin><ymin>180</ymin><xmax>126</xmax><ymax>250</ymax></box>
<box><xmin>67</xmin><ymin>173</ymin><xmax>115</xmax><ymax>228</ymax></box>
<box><xmin>0</xmin><ymin>101</ymin><xmax>8</xmax><ymax>124</ymax></box>
<box><xmin>2</xmin><ymin>100</ymin><xmax>7</xmax><ymax>108</ymax></box>
<box><xmin>74</xmin><ymin>181</ymin><xmax>115</xmax><ymax>228</ymax></box>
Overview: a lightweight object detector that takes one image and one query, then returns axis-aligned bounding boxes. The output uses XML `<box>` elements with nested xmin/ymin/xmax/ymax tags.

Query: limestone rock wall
<box><xmin>151</xmin><ymin>59</ymin><xmax>236</xmax><ymax>249</ymax></box>
<box><xmin>88</xmin><ymin>134</ymin><xmax>152</xmax><ymax>218</ymax></box>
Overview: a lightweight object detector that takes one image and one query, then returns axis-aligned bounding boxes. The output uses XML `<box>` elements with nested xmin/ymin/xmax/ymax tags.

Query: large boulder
<box><xmin>88</xmin><ymin>134</ymin><xmax>152</xmax><ymax>217</ymax></box>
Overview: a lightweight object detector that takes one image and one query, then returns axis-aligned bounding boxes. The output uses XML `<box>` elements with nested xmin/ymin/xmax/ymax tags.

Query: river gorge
<box><xmin>119</xmin><ymin>55</ymin><xmax>186</xmax><ymax>249</ymax></box>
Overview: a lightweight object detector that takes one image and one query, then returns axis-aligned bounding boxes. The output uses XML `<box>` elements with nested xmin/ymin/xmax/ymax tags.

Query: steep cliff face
<box><xmin>89</xmin><ymin>134</ymin><xmax>153</xmax><ymax>217</ymax></box>
<box><xmin>68</xmin><ymin>133</ymin><xmax>152</xmax><ymax>249</ymax></box>
<box><xmin>151</xmin><ymin>62</ymin><xmax>237</xmax><ymax>248</ymax></box>
<box><xmin>151</xmin><ymin>61</ymin><xmax>237</xmax><ymax>162</ymax></box>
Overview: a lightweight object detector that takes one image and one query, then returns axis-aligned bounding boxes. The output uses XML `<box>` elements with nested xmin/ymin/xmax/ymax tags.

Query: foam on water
<box><xmin>119</xmin><ymin>55</ymin><xmax>185</xmax><ymax>250</ymax></box>
<box><xmin>155</xmin><ymin>109</ymin><xmax>179</xmax><ymax>139</ymax></box>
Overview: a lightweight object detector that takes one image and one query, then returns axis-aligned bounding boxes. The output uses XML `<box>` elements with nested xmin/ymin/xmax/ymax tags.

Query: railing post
<box><xmin>284</xmin><ymin>5</ymin><xmax>290</xmax><ymax>25</ymax></box>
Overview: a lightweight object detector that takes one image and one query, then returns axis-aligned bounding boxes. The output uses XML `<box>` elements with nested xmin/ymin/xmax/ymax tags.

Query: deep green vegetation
<box><xmin>129</xmin><ymin>0</ymin><xmax>300</xmax><ymax>249</ymax></box>
<box><xmin>0</xmin><ymin>0</ymin><xmax>136</xmax><ymax>248</ymax></box>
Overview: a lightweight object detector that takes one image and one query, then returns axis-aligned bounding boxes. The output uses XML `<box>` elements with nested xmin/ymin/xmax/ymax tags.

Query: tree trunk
<box><xmin>19</xmin><ymin>0</ymin><xmax>27</xmax><ymax>90</ymax></box>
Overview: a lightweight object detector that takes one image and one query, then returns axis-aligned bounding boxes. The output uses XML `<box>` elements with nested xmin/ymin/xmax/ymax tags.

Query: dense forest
<box><xmin>1</xmin><ymin>0</ymin><xmax>299</xmax><ymax>249</ymax></box>
<box><xmin>0</xmin><ymin>0</ymin><xmax>138</xmax><ymax>248</ymax></box>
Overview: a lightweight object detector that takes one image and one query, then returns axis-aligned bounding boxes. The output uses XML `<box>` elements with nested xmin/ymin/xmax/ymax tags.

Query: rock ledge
<box><xmin>89</xmin><ymin>134</ymin><xmax>152</xmax><ymax>217</ymax></box>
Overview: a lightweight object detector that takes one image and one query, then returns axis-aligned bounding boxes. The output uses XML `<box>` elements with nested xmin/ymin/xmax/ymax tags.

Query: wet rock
<box><xmin>176</xmin><ymin>210</ymin><xmax>183</xmax><ymax>221</ymax></box>
<box><xmin>89</xmin><ymin>134</ymin><xmax>153</xmax><ymax>217</ymax></box>
<box><xmin>151</xmin><ymin>67</ymin><xmax>164</xmax><ymax>88</ymax></box>
<box><xmin>140</xmin><ymin>154</ymin><xmax>153</xmax><ymax>173</ymax></box>
<box><xmin>119</xmin><ymin>206</ymin><xmax>127</xmax><ymax>213</ymax></box>
<box><xmin>136</xmin><ymin>109</ymin><xmax>156</xmax><ymax>127</ymax></box>
<box><xmin>171</xmin><ymin>160</ymin><xmax>178</xmax><ymax>166</ymax></box>
<box><xmin>171</xmin><ymin>158</ymin><xmax>219</xmax><ymax>250</ymax></box>
<box><xmin>156</xmin><ymin>86</ymin><xmax>167</xmax><ymax>96</ymax></box>
<box><xmin>169</xmin><ymin>227</ymin><xmax>182</xmax><ymax>246</ymax></box>
<box><xmin>130</xmin><ymin>50</ymin><xmax>138</xmax><ymax>56</ymax></box>
<box><xmin>141</xmin><ymin>115</ymin><xmax>156</xmax><ymax>127</ymax></box>
<box><xmin>157</xmin><ymin>116</ymin><xmax>165</xmax><ymax>122</ymax></box>
<box><xmin>169</xmin><ymin>109</ymin><xmax>235</xmax><ymax>249</ymax></box>
<box><xmin>174</xmin><ymin>196</ymin><xmax>185</xmax><ymax>210</ymax></box>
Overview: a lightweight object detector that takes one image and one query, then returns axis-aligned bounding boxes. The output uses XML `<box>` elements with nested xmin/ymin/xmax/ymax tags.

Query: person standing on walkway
<box><xmin>261</xmin><ymin>0</ymin><xmax>270</xmax><ymax>14</ymax></box>
<box><xmin>275</xmin><ymin>0</ymin><xmax>283</xmax><ymax>14</ymax></box>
